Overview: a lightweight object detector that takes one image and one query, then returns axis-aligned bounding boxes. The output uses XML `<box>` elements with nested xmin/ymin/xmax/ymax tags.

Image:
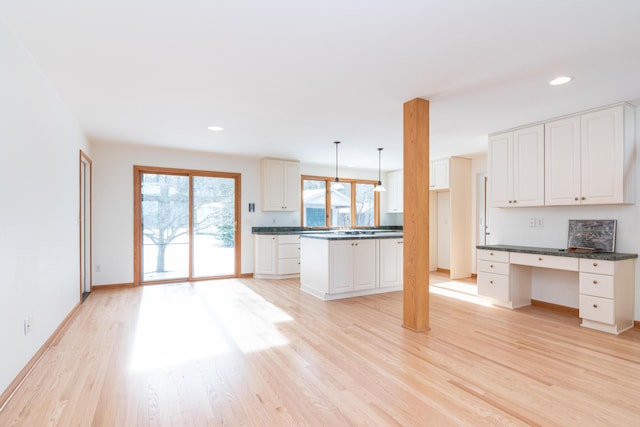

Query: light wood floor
<box><xmin>2</xmin><ymin>274</ymin><xmax>640</xmax><ymax>426</ymax></box>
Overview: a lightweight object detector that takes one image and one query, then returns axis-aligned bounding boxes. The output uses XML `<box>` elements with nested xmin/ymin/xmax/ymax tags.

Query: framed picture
<box><xmin>567</xmin><ymin>219</ymin><xmax>616</xmax><ymax>252</ymax></box>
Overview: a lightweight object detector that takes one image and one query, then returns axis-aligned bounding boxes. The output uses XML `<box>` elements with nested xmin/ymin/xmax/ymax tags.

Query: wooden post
<box><xmin>402</xmin><ymin>98</ymin><xmax>430</xmax><ymax>332</ymax></box>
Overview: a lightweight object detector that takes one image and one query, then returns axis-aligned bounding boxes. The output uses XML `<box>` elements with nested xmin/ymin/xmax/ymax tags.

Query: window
<box><xmin>302</xmin><ymin>176</ymin><xmax>379</xmax><ymax>228</ymax></box>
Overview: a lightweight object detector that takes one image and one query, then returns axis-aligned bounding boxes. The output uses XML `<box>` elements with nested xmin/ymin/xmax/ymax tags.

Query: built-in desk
<box><xmin>476</xmin><ymin>245</ymin><xmax>637</xmax><ymax>334</ymax></box>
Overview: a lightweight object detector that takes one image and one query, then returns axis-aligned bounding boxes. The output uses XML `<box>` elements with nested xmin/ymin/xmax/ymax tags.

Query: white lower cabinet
<box><xmin>578</xmin><ymin>258</ymin><xmax>635</xmax><ymax>334</ymax></box>
<box><xmin>379</xmin><ymin>238</ymin><xmax>403</xmax><ymax>288</ymax></box>
<box><xmin>330</xmin><ymin>240</ymin><xmax>376</xmax><ymax>293</ymax></box>
<box><xmin>477</xmin><ymin>249</ymin><xmax>523</xmax><ymax>307</ymax></box>
<box><xmin>254</xmin><ymin>234</ymin><xmax>300</xmax><ymax>279</ymax></box>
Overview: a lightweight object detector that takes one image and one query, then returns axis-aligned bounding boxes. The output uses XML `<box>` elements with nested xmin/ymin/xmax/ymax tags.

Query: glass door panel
<box><xmin>192</xmin><ymin>176</ymin><xmax>236</xmax><ymax>277</ymax></box>
<box><xmin>141</xmin><ymin>173</ymin><xmax>190</xmax><ymax>281</ymax></box>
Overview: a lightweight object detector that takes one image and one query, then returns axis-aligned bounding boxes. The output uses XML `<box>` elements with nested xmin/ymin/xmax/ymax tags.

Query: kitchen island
<box><xmin>300</xmin><ymin>232</ymin><xmax>404</xmax><ymax>300</ymax></box>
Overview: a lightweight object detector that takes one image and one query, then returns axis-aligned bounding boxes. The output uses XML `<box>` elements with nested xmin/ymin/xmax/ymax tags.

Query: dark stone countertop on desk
<box><xmin>476</xmin><ymin>244</ymin><xmax>638</xmax><ymax>261</ymax></box>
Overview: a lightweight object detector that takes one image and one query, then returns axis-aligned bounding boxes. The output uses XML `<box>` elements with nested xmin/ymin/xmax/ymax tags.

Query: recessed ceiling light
<box><xmin>207</xmin><ymin>126</ymin><xmax>224</xmax><ymax>131</ymax></box>
<box><xmin>549</xmin><ymin>76</ymin><xmax>573</xmax><ymax>86</ymax></box>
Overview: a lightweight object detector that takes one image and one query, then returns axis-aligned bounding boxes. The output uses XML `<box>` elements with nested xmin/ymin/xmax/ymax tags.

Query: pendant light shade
<box><xmin>333</xmin><ymin>141</ymin><xmax>343</xmax><ymax>189</ymax></box>
<box><xmin>374</xmin><ymin>147</ymin><xmax>386</xmax><ymax>192</ymax></box>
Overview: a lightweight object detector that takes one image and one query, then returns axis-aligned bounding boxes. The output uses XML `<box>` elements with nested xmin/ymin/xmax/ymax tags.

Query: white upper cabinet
<box><xmin>386</xmin><ymin>170</ymin><xmax>403</xmax><ymax>213</ymax></box>
<box><xmin>261</xmin><ymin>158</ymin><xmax>301</xmax><ymax>211</ymax></box>
<box><xmin>545</xmin><ymin>104</ymin><xmax>635</xmax><ymax>206</ymax></box>
<box><xmin>429</xmin><ymin>158</ymin><xmax>450</xmax><ymax>191</ymax></box>
<box><xmin>489</xmin><ymin>124</ymin><xmax>544</xmax><ymax>207</ymax></box>
<box><xmin>545</xmin><ymin>116</ymin><xmax>582</xmax><ymax>205</ymax></box>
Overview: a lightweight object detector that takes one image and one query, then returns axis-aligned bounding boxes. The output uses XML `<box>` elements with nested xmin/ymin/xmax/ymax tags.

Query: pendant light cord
<box><xmin>334</xmin><ymin>141</ymin><xmax>340</xmax><ymax>182</ymax></box>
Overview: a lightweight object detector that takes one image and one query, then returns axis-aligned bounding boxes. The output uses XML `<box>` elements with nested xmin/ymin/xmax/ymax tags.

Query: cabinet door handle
<box><xmin>538</xmin><ymin>257</ymin><xmax>543</xmax><ymax>261</ymax></box>
<box><xmin>489</xmin><ymin>252</ymin><xmax>494</xmax><ymax>256</ymax></box>
<box><xmin>593</xmin><ymin>262</ymin><xmax>598</xmax><ymax>267</ymax></box>
<box><xmin>490</xmin><ymin>264</ymin><xmax>494</xmax><ymax>268</ymax></box>
<box><xmin>581</xmin><ymin>197</ymin><xmax>586</xmax><ymax>200</ymax></box>
<box><xmin>513</xmin><ymin>200</ymin><xmax>517</xmax><ymax>203</ymax></box>
<box><xmin>593</xmin><ymin>304</ymin><xmax>598</xmax><ymax>308</ymax></box>
<box><xmin>593</xmin><ymin>280</ymin><xmax>598</xmax><ymax>285</ymax></box>
<box><xmin>574</xmin><ymin>197</ymin><xmax>579</xmax><ymax>201</ymax></box>
<box><xmin>489</xmin><ymin>280</ymin><xmax>494</xmax><ymax>284</ymax></box>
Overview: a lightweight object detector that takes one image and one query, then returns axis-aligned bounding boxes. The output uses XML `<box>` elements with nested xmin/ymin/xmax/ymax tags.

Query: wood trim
<box><xmin>436</xmin><ymin>268</ymin><xmax>451</xmax><ymax>275</ymax></box>
<box><xmin>530</xmin><ymin>299</ymin><xmax>579</xmax><ymax>317</ymax></box>
<box><xmin>402</xmin><ymin>98</ymin><xmax>430</xmax><ymax>332</ymax></box>
<box><xmin>92</xmin><ymin>282</ymin><xmax>135</xmax><ymax>291</ymax></box>
<box><xmin>239</xmin><ymin>273</ymin><xmax>254</xmax><ymax>278</ymax></box>
<box><xmin>470</xmin><ymin>273</ymin><xmax>477</xmax><ymax>278</ymax></box>
<box><xmin>0</xmin><ymin>302</ymin><xmax>81</xmax><ymax>410</ymax></box>
<box><xmin>634</xmin><ymin>320</ymin><xmax>639</xmax><ymax>330</ymax></box>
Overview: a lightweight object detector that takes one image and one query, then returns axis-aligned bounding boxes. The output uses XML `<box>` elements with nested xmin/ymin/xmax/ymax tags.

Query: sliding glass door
<box><xmin>192</xmin><ymin>176</ymin><xmax>236</xmax><ymax>277</ymax></box>
<box><xmin>135</xmin><ymin>166</ymin><xmax>240</xmax><ymax>284</ymax></box>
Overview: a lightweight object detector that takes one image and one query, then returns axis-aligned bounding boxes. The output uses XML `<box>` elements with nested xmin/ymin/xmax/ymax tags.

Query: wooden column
<box><xmin>402</xmin><ymin>98</ymin><xmax>430</xmax><ymax>332</ymax></box>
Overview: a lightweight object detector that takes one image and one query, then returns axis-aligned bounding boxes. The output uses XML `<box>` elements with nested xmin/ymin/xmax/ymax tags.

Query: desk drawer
<box><xmin>579</xmin><ymin>259</ymin><xmax>615</xmax><ymax>275</ymax></box>
<box><xmin>477</xmin><ymin>272</ymin><xmax>510</xmax><ymax>301</ymax></box>
<box><xmin>510</xmin><ymin>252</ymin><xmax>579</xmax><ymax>271</ymax></box>
<box><xmin>477</xmin><ymin>249</ymin><xmax>509</xmax><ymax>263</ymax></box>
<box><xmin>579</xmin><ymin>273</ymin><xmax>614</xmax><ymax>298</ymax></box>
<box><xmin>579</xmin><ymin>295</ymin><xmax>614</xmax><ymax>325</ymax></box>
<box><xmin>477</xmin><ymin>259</ymin><xmax>509</xmax><ymax>275</ymax></box>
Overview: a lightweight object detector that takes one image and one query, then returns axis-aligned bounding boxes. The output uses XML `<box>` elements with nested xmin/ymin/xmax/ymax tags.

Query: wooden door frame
<box><xmin>79</xmin><ymin>150</ymin><xmax>93</xmax><ymax>300</ymax></box>
<box><xmin>133</xmin><ymin>165</ymin><xmax>242</xmax><ymax>286</ymax></box>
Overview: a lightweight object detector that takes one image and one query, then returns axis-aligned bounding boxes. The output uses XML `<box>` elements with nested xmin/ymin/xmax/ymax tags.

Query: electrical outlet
<box><xmin>96</xmin><ymin>265</ymin><xmax>101</xmax><ymax>272</ymax></box>
<box><xmin>536</xmin><ymin>218</ymin><xmax>544</xmax><ymax>227</ymax></box>
<box><xmin>529</xmin><ymin>218</ymin><xmax>536</xmax><ymax>227</ymax></box>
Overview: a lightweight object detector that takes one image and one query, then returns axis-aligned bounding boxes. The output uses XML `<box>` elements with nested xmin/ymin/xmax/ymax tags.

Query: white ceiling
<box><xmin>3</xmin><ymin>0</ymin><xmax>640</xmax><ymax>171</ymax></box>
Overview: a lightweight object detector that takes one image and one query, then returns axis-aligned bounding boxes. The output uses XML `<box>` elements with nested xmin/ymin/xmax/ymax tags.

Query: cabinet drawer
<box><xmin>579</xmin><ymin>259</ymin><xmax>614</xmax><ymax>275</ymax></box>
<box><xmin>579</xmin><ymin>295</ymin><xmax>614</xmax><ymax>325</ymax></box>
<box><xmin>477</xmin><ymin>249</ymin><xmax>509</xmax><ymax>263</ymax></box>
<box><xmin>278</xmin><ymin>258</ymin><xmax>300</xmax><ymax>275</ymax></box>
<box><xmin>510</xmin><ymin>252</ymin><xmax>578</xmax><ymax>271</ymax></box>
<box><xmin>477</xmin><ymin>260</ymin><xmax>509</xmax><ymax>275</ymax></box>
<box><xmin>579</xmin><ymin>273</ymin><xmax>614</xmax><ymax>298</ymax></box>
<box><xmin>278</xmin><ymin>234</ymin><xmax>300</xmax><ymax>244</ymax></box>
<box><xmin>477</xmin><ymin>272</ymin><xmax>510</xmax><ymax>301</ymax></box>
<box><xmin>278</xmin><ymin>243</ymin><xmax>300</xmax><ymax>259</ymax></box>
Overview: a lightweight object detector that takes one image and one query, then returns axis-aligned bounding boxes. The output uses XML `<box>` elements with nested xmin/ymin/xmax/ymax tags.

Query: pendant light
<box><xmin>333</xmin><ymin>141</ymin><xmax>343</xmax><ymax>189</ymax></box>
<box><xmin>374</xmin><ymin>147</ymin><xmax>386</xmax><ymax>192</ymax></box>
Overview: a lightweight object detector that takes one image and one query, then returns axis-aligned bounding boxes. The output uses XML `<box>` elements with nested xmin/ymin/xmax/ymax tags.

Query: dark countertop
<box><xmin>477</xmin><ymin>244</ymin><xmax>638</xmax><ymax>261</ymax></box>
<box><xmin>252</xmin><ymin>226</ymin><xmax>402</xmax><ymax>236</ymax></box>
<box><xmin>300</xmin><ymin>232</ymin><xmax>403</xmax><ymax>240</ymax></box>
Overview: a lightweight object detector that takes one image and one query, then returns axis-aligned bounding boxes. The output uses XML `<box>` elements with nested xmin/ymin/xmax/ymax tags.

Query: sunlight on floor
<box><xmin>129</xmin><ymin>280</ymin><xmax>292</xmax><ymax>371</ymax></box>
<box><xmin>429</xmin><ymin>280</ymin><xmax>494</xmax><ymax>307</ymax></box>
<box><xmin>198</xmin><ymin>280</ymin><xmax>293</xmax><ymax>353</ymax></box>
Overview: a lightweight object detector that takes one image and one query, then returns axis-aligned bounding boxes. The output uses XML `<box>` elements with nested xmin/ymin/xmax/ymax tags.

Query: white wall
<box><xmin>0</xmin><ymin>17</ymin><xmax>89</xmax><ymax>394</ymax></box>
<box><xmin>90</xmin><ymin>146</ymin><xmax>380</xmax><ymax>286</ymax></box>
<box><xmin>485</xmin><ymin>101</ymin><xmax>640</xmax><ymax>320</ymax></box>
